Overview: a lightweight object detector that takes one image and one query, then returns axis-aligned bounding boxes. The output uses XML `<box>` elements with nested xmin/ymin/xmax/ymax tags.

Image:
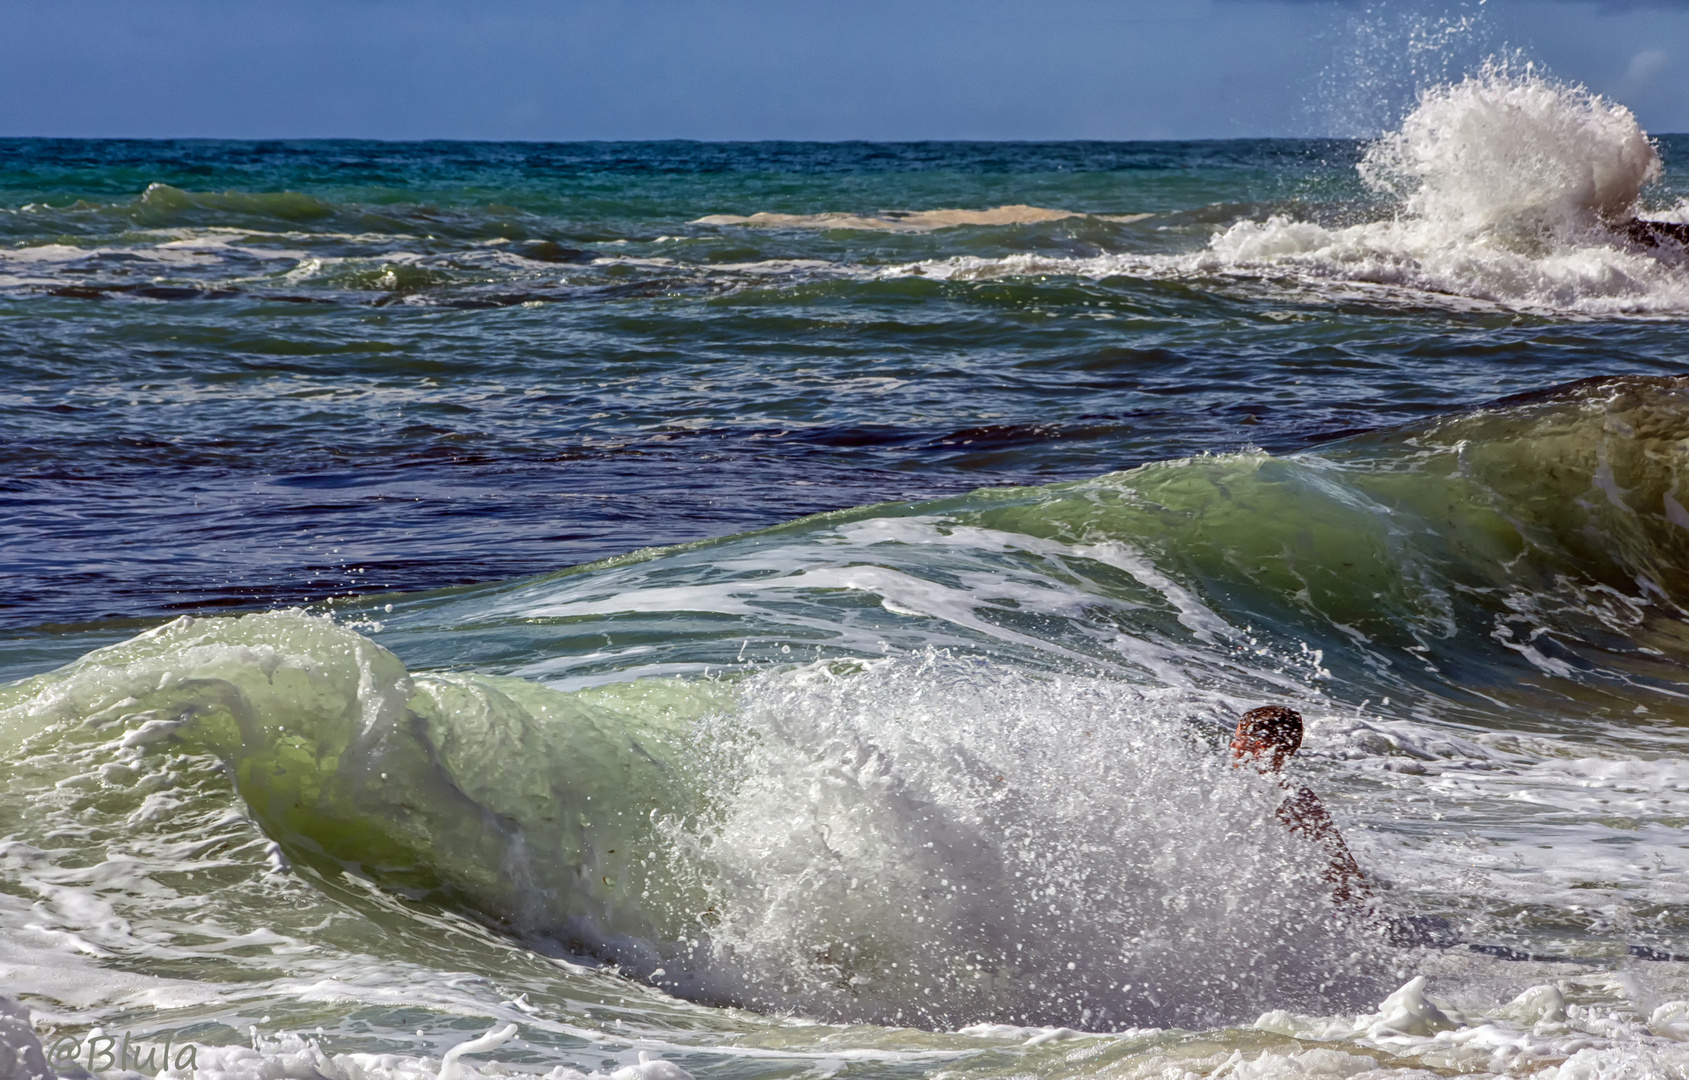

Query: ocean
<box><xmin>5</xmin><ymin>67</ymin><xmax>1689</xmax><ymax>1080</ymax></box>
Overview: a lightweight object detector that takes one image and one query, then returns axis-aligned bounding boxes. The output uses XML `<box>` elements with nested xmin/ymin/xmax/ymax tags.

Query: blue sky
<box><xmin>0</xmin><ymin>0</ymin><xmax>1684</xmax><ymax>141</ymax></box>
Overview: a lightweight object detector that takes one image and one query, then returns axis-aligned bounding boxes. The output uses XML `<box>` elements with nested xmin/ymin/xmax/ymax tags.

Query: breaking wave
<box><xmin>1356</xmin><ymin>62</ymin><xmax>1661</xmax><ymax>237</ymax></box>
<box><xmin>890</xmin><ymin>66</ymin><xmax>1689</xmax><ymax>315</ymax></box>
<box><xmin>10</xmin><ymin>375</ymin><xmax>1689</xmax><ymax>1035</ymax></box>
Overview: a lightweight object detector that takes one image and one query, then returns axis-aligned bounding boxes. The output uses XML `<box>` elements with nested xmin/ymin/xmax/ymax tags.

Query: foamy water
<box><xmin>870</xmin><ymin>67</ymin><xmax>1689</xmax><ymax>316</ymax></box>
<box><xmin>7</xmin><ymin>60</ymin><xmax>1689</xmax><ymax>1080</ymax></box>
<box><xmin>7</xmin><ymin>71</ymin><xmax>1686</xmax><ymax>317</ymax></box>
<box><xmin>1358</xmin><ymin>63</ymin><xmax>1662</xmax><ymax>235</ymax></box>
<box><xmin>9</xmin><ymin>376</ymin><xmax>1689</xmax><ymax>1078</ymax></box>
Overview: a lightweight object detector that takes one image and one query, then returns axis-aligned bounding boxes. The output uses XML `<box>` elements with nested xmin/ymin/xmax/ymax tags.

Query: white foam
<box><xmin>1359</xmin><ymin>62</ymin><xmax>1660</xmax><ymax>237</ymax></box>
<box><xmin>437</xmin><ymin>1024</ymin><xmax>517</xmax><ymax>1080</ymax></box>
<box><xmin>494</xmin><ymin>507</ymin><xmax>1314</xmax><ymax>693</ymax></box>
<box><xmin>10</xmin><ymin>603</ymin><xmax>1689</xmax><ymax>1075</ymax></box>
<box><xmin>873</xmin><ymin>66</ymin><xmax>1689</xmax><ymax>316</ymax></box>
<box><xmin>660</xmin><ymin>653</ymin><xmax>1383</xmax><ymax>1030</ymax></box>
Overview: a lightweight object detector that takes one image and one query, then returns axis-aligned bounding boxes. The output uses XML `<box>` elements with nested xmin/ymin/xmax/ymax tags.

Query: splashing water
<box><xmin>1192</xmin><ymin>64</ymin><xmax>1687</xmax><ymax>313</ymax></box>
<box><xmin>9</xmin><ymin>125</ymin><xmax>1689</xmax><ymax>1080</ymax></box>
<box><xmin>12</xmin><ymin>379</ymin><xmax>1689</xmax><ymax>1074</ymax></box>
<box><xmin>663</xmin><ymin>656</ymin><xmax>1386</xmax><ymax>1029</ymax></box>
<box><xmin>0</xmin><ymin>615</ymin><xmax>1386</xmax><ymax>1032</ymax></box>
<box><xmin>1308</xmin><ymin>2</ymin><xmax>1496</xmax><ymax>139</ymax></box>
<box><xmin>1358</xmin><ymin>62</ymin><xmax>1662</xmax><ymax>239</ymax></box>
<box><xmin>876</xmin><ymin>64</ymin><xmax>1688</xmax><ymax>314</ymax></box>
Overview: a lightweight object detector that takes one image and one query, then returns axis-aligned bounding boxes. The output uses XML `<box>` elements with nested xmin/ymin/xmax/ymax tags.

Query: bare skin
<box><xmin>1231</xmin><ymin>706</ymin><xmax>1369</xmax><ymax>906</ymax></box>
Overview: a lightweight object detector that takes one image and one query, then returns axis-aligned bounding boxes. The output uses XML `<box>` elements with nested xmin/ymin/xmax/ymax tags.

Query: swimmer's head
<box><xmin>1231</xmin><ymin>705</ymin><xmax>1303</xmax><ymax>773</ymax></box>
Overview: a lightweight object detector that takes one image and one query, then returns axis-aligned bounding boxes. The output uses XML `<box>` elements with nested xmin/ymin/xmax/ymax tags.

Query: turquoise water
<box><xmin>7</xmin><ymin>70</ymin><xmax>1689</xmax><ymax>1080</ymax></box>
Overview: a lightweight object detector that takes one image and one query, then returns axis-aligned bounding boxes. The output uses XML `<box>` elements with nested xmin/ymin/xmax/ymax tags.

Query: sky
<box><xmin>0</xmin><ymin>0</ymin><xmax>1684</xmax><ymax>142</ymax></box>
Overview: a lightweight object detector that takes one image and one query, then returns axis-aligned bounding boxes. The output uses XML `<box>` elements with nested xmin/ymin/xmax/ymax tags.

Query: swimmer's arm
<box><xmin>1278</xmin><ymin>787</ymin><xmax>1371</xmax><ymax>904</ymax></box>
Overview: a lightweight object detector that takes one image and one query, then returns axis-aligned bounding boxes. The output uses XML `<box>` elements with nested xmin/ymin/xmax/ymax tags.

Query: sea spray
<box><xmin>1187</xmin><ymin>63</ymin><xmax>1687</xmax><ymax>312</ymax></box>
<box><xmin>10</xmin><ymin>384</ymin><xmax>1689</xmax><ymax>1065</ymax></box>
<box><xmin>0</xmin><ymin>614</ymin><xmax>1388</xmax><ymax>1030</ymax></box>
<box><xmin>885</xmin><ymin>66</ymin><xmax>1689</xmax><ymax>313</ymax></box>
<box><xmin>660</xmin><ymin>654</ymin><xmax>1386</xmax><ymax>1029</ymax></box>
<box><xmin>1308</xmin><ymin>1</ymin><xmax>1496</xmax><ymax>139</ymax></box>
<box><xmin>1357</xmin><ymin>62</ymin><xmax>1661</xmax><ymax>239</ymax></box>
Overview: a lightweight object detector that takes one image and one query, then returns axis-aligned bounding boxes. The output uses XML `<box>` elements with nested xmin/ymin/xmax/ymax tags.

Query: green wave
<box><xmin>133</xmin><ymin>182</ymin><xmax>338</xmax><ymax>224</ymax></box>
<box><xmin>7</xmin><ymin>375</ymin><xmax>1689</xmax><ymax>1027</ymax></box>
<box><xmin>0</xmin><ymin>613</ymin><xmax>727</xmax><ymax>953</ymax></box>
<box><xmin>0</xmin><ymin>612</ymin><xmax>1376</xmax><ymax>1029</ymax></box>
<box><xmin>367</xmin><ymin>374</ymin><xmax>1689</xmax><ymax>732</ymax></box>
<box><xmin>1005</xmin><ymin>374</ymin><xmax>1689</xmax><ymax>717</ymax></box>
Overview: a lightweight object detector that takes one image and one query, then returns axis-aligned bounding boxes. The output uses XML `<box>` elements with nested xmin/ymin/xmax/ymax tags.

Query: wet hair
<box><xmin>1234</xmin><ymin>705</ymin><xmax>1303</xmax><ymax>753</ymax></box>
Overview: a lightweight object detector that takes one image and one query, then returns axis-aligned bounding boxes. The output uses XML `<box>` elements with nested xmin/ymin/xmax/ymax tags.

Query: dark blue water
<box><xmin>6</xmin><ymin>135</ymin><xmax>1686</xmax><ymax>640</ymax></box>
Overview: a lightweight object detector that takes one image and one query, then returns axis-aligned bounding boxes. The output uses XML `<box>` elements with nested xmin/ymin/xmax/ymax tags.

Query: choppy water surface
<box><xmin>7</xmin><ymin>69</ymin><xmax>1689</xmax><ymax>1080</ymax></box>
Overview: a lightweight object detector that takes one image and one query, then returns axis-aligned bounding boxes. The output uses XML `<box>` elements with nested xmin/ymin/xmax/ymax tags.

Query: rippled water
<box><xmin>7</xmin><ymin>69</ymin><xmax>1689</xmax><ymax>1080</ymax></box>
<box><xmin>7</xmin><ymin>127</ymin><xmax>1686</xmax><ymax>639</ymax></box>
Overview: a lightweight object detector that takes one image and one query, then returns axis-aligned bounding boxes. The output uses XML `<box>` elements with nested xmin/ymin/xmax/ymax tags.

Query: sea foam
<box><xmin>884</xmin><ymin>65</ymin><xmax>1689</xmax><ymax>315</ymax></box>
<box><xmin>1357</xmin><ymin>62</ymin><xmax>1661</xmax><ymax>238</ymax></box>
<box><xmin>0</xmin><ymin>611</ymin><xmax>1386</xmax><ymax>1031</ymax></box>
<box><xmin>1196</xmin><ymin>65</ymin><xmax>1686</xmax><ymax>312</ymax></box>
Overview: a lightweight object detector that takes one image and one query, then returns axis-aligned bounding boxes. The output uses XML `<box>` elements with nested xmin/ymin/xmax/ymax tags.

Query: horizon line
<box><xmin>5</xmin><ymin>132</ymin><xmax>1687</xmax><ymax>145</ymax></box>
